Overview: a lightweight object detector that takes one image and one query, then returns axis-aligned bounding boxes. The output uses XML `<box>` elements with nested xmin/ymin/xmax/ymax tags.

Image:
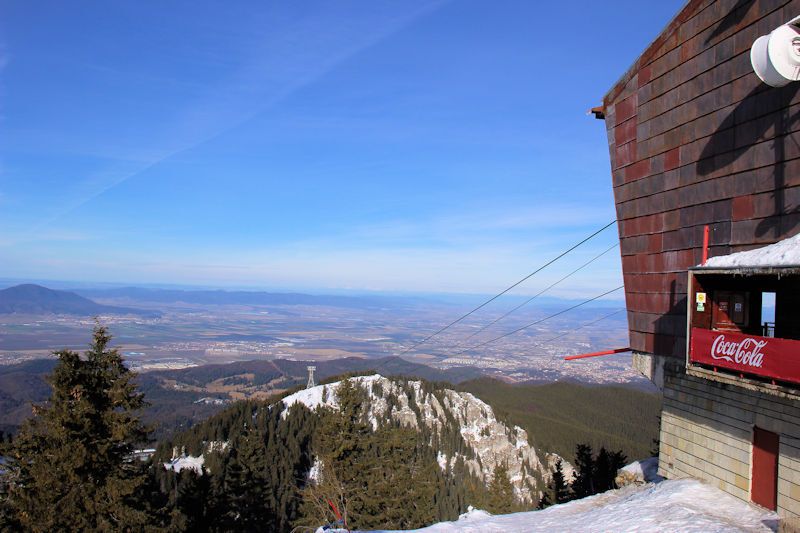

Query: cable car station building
<box><xmin>597</xmin><ymin>0</ymin><xmax>800</xmax><ymax>515</ymax></box>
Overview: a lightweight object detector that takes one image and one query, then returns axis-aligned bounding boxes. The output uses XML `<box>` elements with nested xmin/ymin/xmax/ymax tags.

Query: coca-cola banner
<box><xmin>690</xmin><ymin>328</ymin><xmax>800</xmax><ymax>384</ymax></box>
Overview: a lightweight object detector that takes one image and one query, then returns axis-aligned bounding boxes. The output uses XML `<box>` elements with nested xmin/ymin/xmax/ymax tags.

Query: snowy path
<box><xmin>371</xmin><ymin>479</ymin><xmax>779</xmax><ymax>532</ymax></box>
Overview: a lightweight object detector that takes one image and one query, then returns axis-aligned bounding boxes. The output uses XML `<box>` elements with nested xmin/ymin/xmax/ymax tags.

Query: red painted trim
<box><xmin>702</xmin><ymin>225</ymin><xmax>709</xmax><ymax>265</ymax></box>
<box><xmin>564</xmin><ymin>347</ymin><xmax>630</xmax><ymax>361</ymax></box>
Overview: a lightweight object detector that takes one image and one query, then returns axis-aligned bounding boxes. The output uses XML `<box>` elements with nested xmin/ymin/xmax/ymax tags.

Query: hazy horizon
<box><xmin>0</xmin><ymin>276</ymin><xmax>627</xmax><ymax>305</ymax></box>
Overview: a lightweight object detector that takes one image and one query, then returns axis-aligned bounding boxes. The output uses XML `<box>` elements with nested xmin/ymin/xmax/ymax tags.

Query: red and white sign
<box><xmin>690</xmin><ymin>328</ymin><xmax>800</xmax><ymax>384</ymax></box>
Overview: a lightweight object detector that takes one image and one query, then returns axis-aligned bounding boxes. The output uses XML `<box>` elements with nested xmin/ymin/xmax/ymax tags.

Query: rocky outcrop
<box><xmin>282</xmin><ymin>374</ymin><xmax>572</xmax><ymax>503</ymax></box>
<box><xmin>615</xmin><ymin>457</ymin><xmax>661</xmax><ymax>487</ymax></box>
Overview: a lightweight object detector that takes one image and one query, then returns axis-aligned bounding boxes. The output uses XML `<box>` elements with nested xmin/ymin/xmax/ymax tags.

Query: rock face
<box><xmin>282</xmin><ymin>374</ymin><xmax>571</xmax><ymax>503</ymax></box>
<box><xmin>615</xmin><ymin>457</ymin><xmax>662</xmax><ymax>488</ymax></box>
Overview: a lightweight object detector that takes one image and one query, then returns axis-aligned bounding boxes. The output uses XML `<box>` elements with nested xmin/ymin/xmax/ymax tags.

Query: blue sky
<box><xmin>0</xmin><ymin>0</ymin><xmax>684</xmax><ymax>297</ymax></box>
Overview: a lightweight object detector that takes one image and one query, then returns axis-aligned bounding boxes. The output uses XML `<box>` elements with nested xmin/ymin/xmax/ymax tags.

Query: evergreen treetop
<box><xmin>0</xmin><ymin>325</ymin><xmax>156</xmax><ymax>532</ymax></box>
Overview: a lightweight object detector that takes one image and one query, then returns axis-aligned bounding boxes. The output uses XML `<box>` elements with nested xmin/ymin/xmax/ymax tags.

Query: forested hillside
<box><xmin>460</xmin><ymin>379</ymin><xmax>661</xmax><ymax>461</ymax></box>
<box><xmin>0</xmin><ymin>359</ymin><xmax>661</xmax><ymax>461</ymax></box>
<box><xmin>1</xmin><ymin>330</ymin><xmax>660</xmax><ymax>532</ymax></box>
<box><xmin>0</xmin><ymin>356</ymin><xmax>485</xmax><ymax>438</ymax></box>
<box><xmin>154</xmin><ymin>376</ymin><xmax>528</xmax><ymax>531</ymax></box>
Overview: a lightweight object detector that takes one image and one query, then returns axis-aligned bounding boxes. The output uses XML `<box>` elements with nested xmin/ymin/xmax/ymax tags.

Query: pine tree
<box><xmin>552</xmin><ymin>459</ymin><xmax>570</xmax><ymax>504</ymax></box>
<box><xmin>219</xmin><ymin>426</ymin><xmax>269</xmax><ymax>531</ymax></box>
<box><xmin>298</xmin><ymin>378</ymin><xmax>371</xmax><ymax>530</ymax></box>
<box><xmin>572</xmin><ymin>443</ymin><xmax>595</xmax><ymax>499</ymax></box>
<box><xmin>593</xmin><ymin>448</ymin><xmax>627</xmax><ymax>493</ymax></box>
<box><xmin>536</xmin><ymin>490</ymin><xmax>551</xmax><ymax>510</ymax></box>
<box><xmin>168</xmin><ymin>469</ymin><xmax>210</xmax><ymax>532</ymax></box>
<box><xmin>356</xmin><ymin>426</ymin><xmax>438</xmax><ymax>529</ymax></box>
<box><xmin>487</xmin><ymin>463</ymin><xmax>515</xmax><ymax>514</ymax></box>
<box><xmin>298</xmin><ymin>379</ymin><xmax>440</xmax><ymax>531</ymax></box>
<box><xmin>0</xmin><ymin>325</ymin><xmax>156</xmax><ymax>532</ymax></box>
<box><xmin>538</xmin><ymin>458</ymin><xmax>570</xmax><ymax>509</ymax></box>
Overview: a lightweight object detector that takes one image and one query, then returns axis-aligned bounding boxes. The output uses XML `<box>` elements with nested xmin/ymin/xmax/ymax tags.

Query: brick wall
<box><xmin>603</xmin><ymin>0</ymin><xmax>800</xmax><ymax>358</ymax></box>
<box><xmin>660</xmin><ymin>366</ymin><xmax>800</xmax><ymax>516</ymax></box>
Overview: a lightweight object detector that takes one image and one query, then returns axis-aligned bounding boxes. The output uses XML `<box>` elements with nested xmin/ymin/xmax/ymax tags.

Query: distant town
<box><xmin>0</xmin><ymin>283</ymin><xmax>639</xmax><ymax>386</ymax></box>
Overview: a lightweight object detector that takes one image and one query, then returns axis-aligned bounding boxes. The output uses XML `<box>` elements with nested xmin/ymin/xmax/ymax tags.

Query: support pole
<box><xmin>702</xmin><ymin>225</ymin><xmax>710</xmax><ymax>265</ymax></box>
<box><xmin>564</xmin><ymin>347</ymin><xmax>630</xmax><ymax>361</ymax></box>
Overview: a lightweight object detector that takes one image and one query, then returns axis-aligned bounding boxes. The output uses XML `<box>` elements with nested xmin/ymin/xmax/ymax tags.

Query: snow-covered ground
<box><xmin>369</xmin><ymin>479</ymin><xmax>779</xmax><ymax>533</ymax></box>
<box><xmin>281</xmin><ymin>374</ymin><xmax>386</xmax><ymax>415</ymax></box>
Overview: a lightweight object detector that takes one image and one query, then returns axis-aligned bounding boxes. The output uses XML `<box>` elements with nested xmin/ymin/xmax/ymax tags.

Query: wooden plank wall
<box><xmin>603</xmin><ymin>0</ymin><xmax>800</xmax><ymax>358</ymax></box>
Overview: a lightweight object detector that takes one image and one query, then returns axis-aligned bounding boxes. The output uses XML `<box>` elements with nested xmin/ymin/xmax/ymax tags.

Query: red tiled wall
<box><xmin>603</xmin><ymin>0</ymin><xmax>800</xmax><ymax>358</ymax></box>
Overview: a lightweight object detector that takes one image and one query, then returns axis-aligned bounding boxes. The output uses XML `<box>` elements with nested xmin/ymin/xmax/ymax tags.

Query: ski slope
<box><xmin>370</xmin><ymin>479</ymin><xmax>778</xmax><ymax>533</ymax></box>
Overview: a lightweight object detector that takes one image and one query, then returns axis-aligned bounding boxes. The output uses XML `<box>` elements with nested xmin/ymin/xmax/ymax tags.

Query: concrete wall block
<box><xmin>664</xmin><ymin>395</ymin><xmax>752</xmax><ymax>432</ymax></box>
<box><xmin>679</xmin><ymin>375</ymin><xmax>800</xmax><ymax>426</ymax></box>
<box><xmin>777</xmin><ymin>493</ymin><xmax>800</xmax><ymax>518</ymax></box>
<box><xmin>671</xmin><ymin>376</ymin><xmax>800</xmax><ymax>435</ymax></box>
<box><xmin>779</xmin><ymin>463</ymin><xmax>800</xmax><ymax>486</ymax></box>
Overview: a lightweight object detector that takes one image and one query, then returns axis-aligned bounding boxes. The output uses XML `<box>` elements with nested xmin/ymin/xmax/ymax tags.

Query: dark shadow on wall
<box><xmin>696</xmin><ymin>83</ymin><xmax>800</xmax><ymax>238</ymax></box>
<box><xmin>652</xmin><ymin>279</ymin><xmax>687</xmax><ymax>358</ymax></box>
<box><xmin>704</xmin><ymin>0</ymin><xmax>756</xmax><ymax>46</ymax></box>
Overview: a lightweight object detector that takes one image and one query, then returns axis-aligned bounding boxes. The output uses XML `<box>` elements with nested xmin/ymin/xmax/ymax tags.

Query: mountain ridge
<box><xmin>73</xmin><ymin>286</ymin><xmax>428</xmax><ymax>309</ymax></box>
<box><xmin>0</xmin><ymin>284</ymin><xmax>161</xmax><ymax>317</ymax></box>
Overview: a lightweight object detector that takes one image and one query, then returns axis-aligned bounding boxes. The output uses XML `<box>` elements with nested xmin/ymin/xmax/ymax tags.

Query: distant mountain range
<box><xmin>0</xmin><ymin>284</ymin><xmax>161</xmax><ymax>317</ymax></box>
<box><xmin>73</xmin><ymin>286</ymin><xmax>422</xmax><ymax>309</ymax></box>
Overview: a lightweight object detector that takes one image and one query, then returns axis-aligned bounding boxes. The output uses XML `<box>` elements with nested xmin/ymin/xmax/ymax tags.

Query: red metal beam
<box><xmin>564</xmin><ymin>347</ymin><xmax>630</xmax><ymax>361</ymax></box>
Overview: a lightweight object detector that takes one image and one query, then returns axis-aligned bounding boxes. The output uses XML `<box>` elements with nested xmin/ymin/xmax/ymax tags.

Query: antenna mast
<box><xmin>306</xmin><ymin>366</ymin><xmax>316</xmax><ymax>389</ymax></box>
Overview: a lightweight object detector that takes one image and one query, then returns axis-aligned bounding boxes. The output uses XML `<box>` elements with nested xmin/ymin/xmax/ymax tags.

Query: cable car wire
<box><xmin>398</xmin><ymin>219</ymin><xmax>617</xmax><ymax>355</ymax></box>
<box><xmin>453</xmin><ymin>285</ymin><xmax>624</xmax><ymax>355</ymax></box>
<box><xmin>458</xmin><ymin>242</ymin><xmax>619</xmax><ymax>345</ymax></box>
<box><xmin>542</xmin><ymin>307</ymin><xmax>626</xmax><ymax>342</ymax></box>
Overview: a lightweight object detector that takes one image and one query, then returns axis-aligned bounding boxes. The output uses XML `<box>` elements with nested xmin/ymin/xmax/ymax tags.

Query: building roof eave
<box><xmin>603</xmin><ymin>0</ymin><xmax>703</xmax><ymax>106</ymax></box>
<box><xmin>688</xmin><ymin>266</ymin><xmax>800</xmax><ymax>276</ymax></box>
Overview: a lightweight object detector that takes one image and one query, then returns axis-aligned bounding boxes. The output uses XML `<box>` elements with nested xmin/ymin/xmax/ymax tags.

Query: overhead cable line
<box><xmin>399</xmin><ymin>219</ymin><xmax>617</xmax><ymax>355</ymax></box>
<box><xmin>502</xmin><ymin>309</ymin><xmax>627</xmax><ymax>359</ymax></box>
<box><xmin>453</xmin><ymin>285</ymin><xmax>624</xmax><ymax>355</ymax></box>
<box><xmin>458</xmin><ymin>243</ymin><xmax>619</xmax><ymax>344</ymax></box>
<box><xmin>542</xmin><ymin>308</ymin><xmax>626</xmax><ymax>343</ymax></box>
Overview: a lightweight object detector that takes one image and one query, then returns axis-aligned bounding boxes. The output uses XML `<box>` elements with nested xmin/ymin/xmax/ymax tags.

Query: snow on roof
<box><xmin>701</xmin><ymin>233</ymin><xmax>800</xmax><ymax>269</ymax></box>
<box><xmin>368</xmin><ymin>479</ymin><xmax>777</xmax><ymax>533</ymax></box>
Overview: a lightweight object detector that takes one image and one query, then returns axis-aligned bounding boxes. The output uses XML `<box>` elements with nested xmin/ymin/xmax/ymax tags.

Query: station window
<box><xmin>762</xmin><ymin>291</ymin><xmax>776</xmax><ymax>337</ymax></box>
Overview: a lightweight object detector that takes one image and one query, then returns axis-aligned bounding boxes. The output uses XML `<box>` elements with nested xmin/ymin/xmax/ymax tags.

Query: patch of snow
<box><xmin>454</xmin><ymin>506</ymin><xmax>492</xmax><ymax>523</ymax></box>
<box><xmin>281</xmin><ymin>374</ymin><xmax>385</xmax><ymax>419</ymax></box>
<box><xmin>621</xmin><ymin>457</ymin><xmax>662</xmax><ymax>483</ymax></box>
<box><xmin>164</xmin><ymin>454</ymin><xmax>204</xmax><ymax>474</ymax></box>
<box><xmin>367</xmin><ymin>479</ymin><xmax>778</xmax><ymax>532</ymax></box>
<box><xmin>437</xmin><ymin>452</ymin><xmax>449</xmax><ymax>472</ymax></box>
<box><xmin>308</xmin><ymin>458</ymin><xmax>322</xmax><ymax>482</ymax></box>
<box><xmin>206</xmin><ymin>440</ymin><xmax>229</xmax><ymax>453</ymax></box>
<box><xmin>703</xmin><ymin>233</ymin><xmax>800</xmax><ymax>268</ymax></box>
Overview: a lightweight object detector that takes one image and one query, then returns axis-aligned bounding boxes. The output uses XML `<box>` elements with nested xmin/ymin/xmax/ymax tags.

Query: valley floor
<box><xmin>371</xmin><ymin>478</ymin><xmax>779</xmax><ymax>533</ymax></box>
